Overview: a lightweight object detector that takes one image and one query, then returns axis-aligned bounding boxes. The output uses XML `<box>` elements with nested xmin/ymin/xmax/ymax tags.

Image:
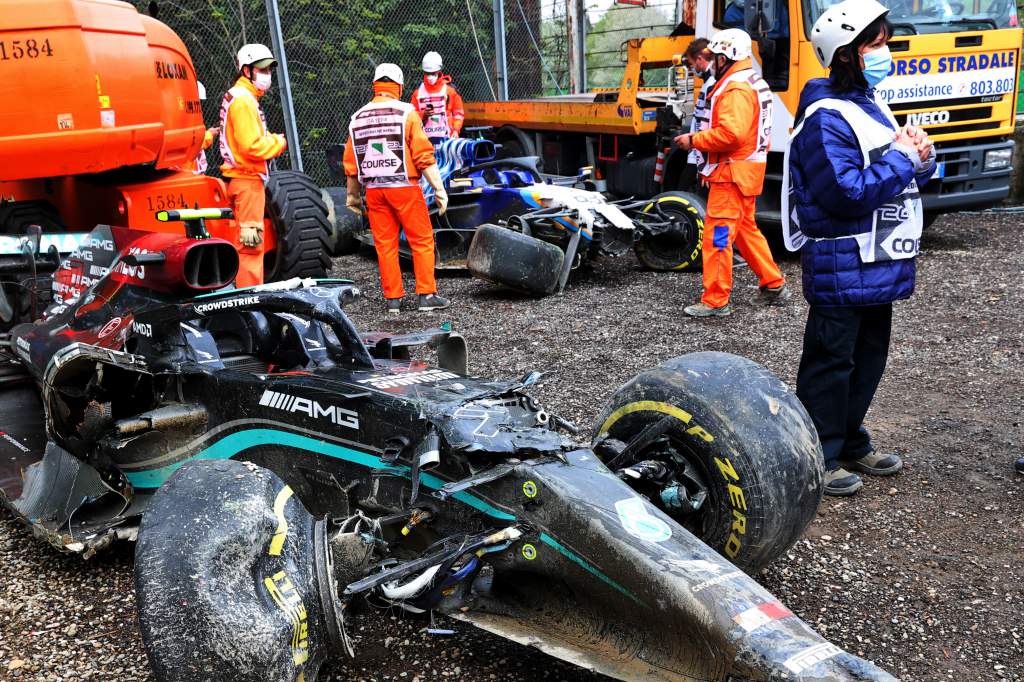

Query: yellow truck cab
<box><xmin>463</xmin><ymin>0</ymin><xmax>1022</xmax><ymax>226</ymax></box>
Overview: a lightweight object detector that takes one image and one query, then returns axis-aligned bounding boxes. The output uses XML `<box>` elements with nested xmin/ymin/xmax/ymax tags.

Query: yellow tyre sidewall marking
<box><xmin>269</xmin><ymin>485</ymin><xmax>294</xmax><ymax>557</ymax></box>
<box><xmin>522</xmin><ymin>543</ymin><xmax>538</xmax><ymax>560</ymax></box>
<box><xmin>640</xmin><ymin>195</ymin><xmax>704</xmax><ymax>271</ymax></box>
<box><xmin>598</xmin><ymin>400</ymin><xmax>713</xmax><ymax>443</ymax></box>
<box><xmin>264</xmin><ymin>570</ymin><xmax>310</xmax><ymax>666</ymax></box>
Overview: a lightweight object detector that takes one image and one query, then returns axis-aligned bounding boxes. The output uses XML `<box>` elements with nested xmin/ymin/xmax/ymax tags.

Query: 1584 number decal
<box><xmin>0</xmin><ymin>38</ymin><xmax>55</xmax><ymax>61</ymax></box>
<box><xmin>145</xmin><ymin>193</ymin><xmax>188</xmax><ymax>212</ymax></box>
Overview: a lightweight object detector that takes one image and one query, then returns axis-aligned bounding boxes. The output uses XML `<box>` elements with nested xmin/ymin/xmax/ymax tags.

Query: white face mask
<box><xmin>425</xmin><ymin>74</ymin><xmax>439</xmax><ymax>85</ymax></box>
<box><xmin>253</xmin><ymin>71</ymin><xmax>273</xmax><ymax>92</ymax></box>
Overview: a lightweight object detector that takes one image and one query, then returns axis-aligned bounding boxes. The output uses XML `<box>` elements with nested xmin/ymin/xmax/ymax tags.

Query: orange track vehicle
<box><xmin>0</xmin><ymin>0</ymin><xmax>329</xmax><ymax>329</ymax></box>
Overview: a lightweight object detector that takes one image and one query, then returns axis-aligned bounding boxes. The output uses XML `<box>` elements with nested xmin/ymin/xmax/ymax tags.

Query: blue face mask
<box><xmin>862</xmin><ymin>46</ymin><xmax>892</xmax><ymax>88</ymax></box>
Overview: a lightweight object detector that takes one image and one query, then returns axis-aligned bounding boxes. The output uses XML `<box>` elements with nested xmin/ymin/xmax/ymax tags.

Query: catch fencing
<box><xmin>139</xmin><ymin>0</ymin><xmax>687</xmax><ymax>186</ymax></box>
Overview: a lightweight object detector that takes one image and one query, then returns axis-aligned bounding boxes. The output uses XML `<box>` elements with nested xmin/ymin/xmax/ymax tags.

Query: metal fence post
<box><xmin>264</xmin><ymin>0</ymin><xmax>303</xmax><ymax>172</ymax></box>
<box><xmin>567</xmin><ymin>0</ymin><xmax>586</xmax><ymax>93</ymax></box>
<box><xmin>492</xmin><ymin>0</ymin><xmax>509</xmax><ymax>100</ymax></box>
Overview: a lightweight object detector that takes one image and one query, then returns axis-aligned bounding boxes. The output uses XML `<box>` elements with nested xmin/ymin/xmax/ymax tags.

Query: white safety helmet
<box><xmin>707</xmin><ymin>28</ymin><xmax>753</xmax><ymax>62</ymax></box>
<box><xmin>373</xmin><ymin>63</ymin><xmax>405</xmax><ymax>86</ymax></box>
<box><xmin>811</xmin><ymin>0</ymin><xmax>889</xmax><ymax>69</ymax></box>
<box><xmin>422</xmin><ymin>51</ymin><xmax>443</xmax><ymax>73</ymax></box>
<box><xmin>197</xmin><ymin>81</ymin><xmax>207</xmax><ymax>101</ymax></box>
<box><xmin>237</xmin><ymin>43</ymin><xmax>277</xmax><ymax>70</ymax></box>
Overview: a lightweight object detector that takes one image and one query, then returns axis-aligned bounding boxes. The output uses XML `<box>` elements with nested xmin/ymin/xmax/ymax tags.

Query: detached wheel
<box><xmin>593</xmin><ymin>352</ymin><xmax>824</xmax><ymax>573</ymax></box>
<box><xmin>264</xmin><ymin>171</ymin><xmax>332</xmax><ymax>281</ymax></box>
<box><xmin>135</xmin><ymin>459</ymin><xmax>344</xmax><ymax>682</ymax></box>
<box><xmin>468</xmin><ymin>223</ymin><xmax>564</xmax><ymax>297</ymax></box>
<box><xmin>321</xmin><ymin>187</ymin><xmax>361</xmax><ymax>256</ymax></box>
<box><xmin>633</xmin><ymin>191</ymin><xmax>704</xmax><ymax>272</ymax></box>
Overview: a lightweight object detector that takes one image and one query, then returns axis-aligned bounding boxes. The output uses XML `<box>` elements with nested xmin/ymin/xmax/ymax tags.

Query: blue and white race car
<box><xmin>327</xmin><ymin>139</ymin><xmax>707</xmax><ymax>296</ymax></box>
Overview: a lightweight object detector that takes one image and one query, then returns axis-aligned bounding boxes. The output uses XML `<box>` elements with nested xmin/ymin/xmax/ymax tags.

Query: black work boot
<box><xmin>385</xmin><ymin>298</ymin><xmax>402</xmax><ymax>316</ymax></box>
<box><xmin>417</xmin><ymin>293</ymin><xmax>451</xmax><ymax>312</ymax></box>
<box><xmin>1015</xmin><ymin>457</ymin><xmax>1024</xmax><ymax>474</ymax></box>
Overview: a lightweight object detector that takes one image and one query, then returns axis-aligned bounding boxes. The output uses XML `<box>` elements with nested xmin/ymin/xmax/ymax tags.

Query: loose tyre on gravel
<box><xmin>593</xmin><ymin>352</ymin><xmax>824</xmax><ymax>573</ymax></box>
<box><xmin>321</xmin><ymin>187</ymin><xmax>361</xmax><ymax>256</ymax></box>
<box><xmin>264</xmin><ymin>171</ymin><xmax>332</xmax><ymax>281</ymax></box>
<box><xmin>467</xmin><ymin>223</ymin><xmax>564</xmax><ymax>297</ymax></box>
<box><xmin>135</xmin><ymin>459</ymin><xmax>343</xmax><ymax>682</ymax></box>
<box><xmin>633</xmin><ymin>191</ymin><xmax>704</xmax><ymax>272</ymax></box>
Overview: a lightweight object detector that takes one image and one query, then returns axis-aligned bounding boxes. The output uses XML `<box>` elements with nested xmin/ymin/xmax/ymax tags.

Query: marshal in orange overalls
<box><xmin>691</xmin><ymin>58</ymin><xmax>785</xmax><ymax>309</ymax></box>
<box><xmin>411</xmin><ymin>75</ymin><xmax>465</xmax><ymax>143</ymax></box>
<box><xmin>343</xmin><ymin>82</ymin><xmax>439</xmax><ymax>300</ymax></box>
<box><xmin>219</xmin><ymin>77</ymin><xmax>287</xmax><ymax>287</ymax></box>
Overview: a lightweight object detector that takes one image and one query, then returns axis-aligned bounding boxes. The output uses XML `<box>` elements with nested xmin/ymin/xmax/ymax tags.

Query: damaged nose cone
<box><xmin>134</xmin><ymin>460</ymin><xmax>344</xmax><ymax>682</ymax></box>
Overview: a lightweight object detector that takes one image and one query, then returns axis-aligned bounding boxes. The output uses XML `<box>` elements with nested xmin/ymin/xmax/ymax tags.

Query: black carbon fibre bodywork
<box><xmin>0</xmin><ymin>231</ymin><xmax>898</xmax><ymax>681</ymax></box>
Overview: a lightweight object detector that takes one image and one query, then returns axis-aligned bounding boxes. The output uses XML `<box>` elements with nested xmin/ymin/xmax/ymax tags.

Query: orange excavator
<box><xmin>0</xmin><ymin>0</ymin><xmax>330</xmax><ymax>328</ymax></box>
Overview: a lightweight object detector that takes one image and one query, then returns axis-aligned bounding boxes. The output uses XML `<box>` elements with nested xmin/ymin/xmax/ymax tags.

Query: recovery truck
<box><xmin>465</xmin><ymin>0</ymin><xmax>1022</xmax><ymax>227</ymax></box>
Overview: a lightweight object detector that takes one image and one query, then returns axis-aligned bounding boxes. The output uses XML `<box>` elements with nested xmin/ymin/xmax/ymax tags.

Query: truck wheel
<box><xmin>467</xmin><ymin>224</ymin><xmax>564</xmax><ymax>297</ymax></box>
<box><xmin>0</xmin><ymin>202</ymin><xmax>65</xmax><ymax>329</ymax></box>
<box><xmin>593</xmin><ymin>352</ymin><xmax>824</xmax><ymax>573</ymax></box>
<box><xmin>264</xmin><ymin>171</ymin><xmax>332</xmax><ymax>281</ymax></box>
<box><xmin>494</xmin><ymin>125</ymin><xmax>537</xmax><ymax>160</ymax></box>
<box><xmin>0</xmin><ymin>201</ymin><xmax>65</xmax><ymax>234</ymax></box>
<box><xmin>135</xmin><ymin>459</ymin><xmax>344</xmax><ymax>682</ymax></box>
<box><xmin>633</xmin><ymin>191</ymin><xmax>704</xmax><ymax>272</ymax></box>
<box><xmin>321</xmin><ymin>187</ymin><xmax>361</xmax><ymax>256</ymax></box>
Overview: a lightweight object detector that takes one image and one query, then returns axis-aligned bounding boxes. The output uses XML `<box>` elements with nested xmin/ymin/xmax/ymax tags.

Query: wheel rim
<box><xmin>640</xmin><ymin>203</ymin><xmax>700</xmax><ymax>267</ymax></box>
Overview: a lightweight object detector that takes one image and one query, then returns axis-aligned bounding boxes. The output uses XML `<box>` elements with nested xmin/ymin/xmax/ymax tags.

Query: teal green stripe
<box><xmin>123</xmin><ymin>428</ymin><xmax>514</xmax><ymax>521</ymax></box>
<box><xmin>126</xmin><ymin>429</ymin><xmax>633</xmax><ymax>601</ymax></box>
<box><xmin>539</xmin><ymin>532</ymin><xmax>645</xmax><ymax>606</ymax></box>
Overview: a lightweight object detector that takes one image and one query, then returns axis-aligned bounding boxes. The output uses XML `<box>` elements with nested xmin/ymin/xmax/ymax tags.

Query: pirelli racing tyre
<box><xmin>468</xmin><ymin>223</ymin><xmax>564</xmax><ymax>297</ymax></box>
<box><xmin>321</xmin><ymin>187</ymin><xmax>361</xmax><ymax>256</ymax></box>
<box><xmin>633</xmin><ymin>191</ymin><xmax>704</xmax><ymax>272</ymax></box>
<box><xmin>593</xmin><ymin>352</ymin><xmax>824</xmax><ymax>573</ymax></box>
<box><xmin>135</xmin><ymin>459</ymin><xmax>344</xmax><ymax>682</ymax></box>
<box><xmin>264</xmin><ymin>171</ymin><xmax>332</xmax><ymax>281</ymax></box>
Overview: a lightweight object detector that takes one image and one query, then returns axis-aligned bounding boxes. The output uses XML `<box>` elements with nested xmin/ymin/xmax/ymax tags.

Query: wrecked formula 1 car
<box><xmin>325</xmin><ymin>138</ymin><xmax>706</xmax><ymax>296</ymax></box>
<box><xmin>0</xmin><ymin>209</ymin><xmax>896</xmax><ymax>681</ymax></box>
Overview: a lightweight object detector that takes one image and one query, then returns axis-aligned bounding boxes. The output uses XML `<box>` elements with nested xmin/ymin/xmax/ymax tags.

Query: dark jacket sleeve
<box><xmin>795</xmin><ymin>109</ymin><xmax>916</xmax><ymax>236</ymax></box>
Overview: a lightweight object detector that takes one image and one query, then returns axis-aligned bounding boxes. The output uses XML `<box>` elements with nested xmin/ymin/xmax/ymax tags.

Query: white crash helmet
<box><xmin>373</xmin><ymin>63</ymin><xmax>405</xmax><ymax>86</ymax></box>
<box><xmin>811</xmin><ymin>0</ymin><xmax>889</xmax><ymax>69</ymax></box>
<box><xmin>422</xmin><ymin>51</ymin><xmax>443</xmax><ymax>73</ymax></box>
<box><xmin>707</xmin><ymin>28</ymin><xmax>753</xmax><ymax>62</ymax></box>
<box><xmin>237</xmin><ymin>43</ymin><xmax>277</xmax><ymax>70</ymax></box>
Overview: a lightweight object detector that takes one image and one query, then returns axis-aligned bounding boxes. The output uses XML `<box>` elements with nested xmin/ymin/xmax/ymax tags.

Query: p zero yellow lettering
<box><xmin>727</xmin><ymin>483</ymin><xmax>746</xmax><ymax>511</ymax></box>
<box><xmin>730</xmin><ymin>509</ymin><xmax>747</xmax><ymax>535</ymax></box>
<box><xmin>715</xmin><ymin>457</ymin><xmax>747</xmax><ymax>558</ymax></box>
<box><xmin>714</xmin><ymin>456</ymin><xmax>739</xmax><ymax>482</ymax></box>
<box><xmin>686</xmin><ymin>424</ymin><xmax>714</xmax><ymax>442</ymax></box>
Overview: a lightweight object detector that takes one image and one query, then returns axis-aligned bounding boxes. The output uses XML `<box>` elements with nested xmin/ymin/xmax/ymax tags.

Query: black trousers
<box><xmin>796</xmin><ymin>304</ymin><xmax>893</xmax><ymax>470</ymax></box>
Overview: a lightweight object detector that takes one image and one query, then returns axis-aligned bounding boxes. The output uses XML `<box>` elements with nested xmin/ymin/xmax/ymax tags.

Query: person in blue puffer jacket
<box><xmin>783</xmin><ymin>0</ymin><xmax>936</xmax><ymax>497</ymax></box>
